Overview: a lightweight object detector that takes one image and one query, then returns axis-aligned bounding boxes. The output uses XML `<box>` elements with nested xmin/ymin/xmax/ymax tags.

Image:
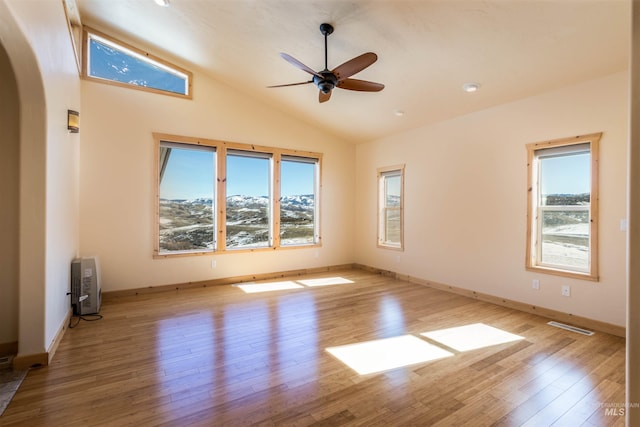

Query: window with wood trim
<box><xmin>526</xmin><ymin>133</ymin><xmax>601</xmax><ymax>280</ymax></box>
<box><xmin>158</xmin><ymin>142</ymin><xmax>215</xmax><ymax>254</ymax></box>
<box><xmin>83</xmin><ymin>27</ymin><xmax>192</xmax><ymax>98</ymax></box>
<box><xmin>280</xmin><ymin>156</ymin><xmax>319</xmax><ymax>246</ymax></box>
<box><xmin>226</xmin><ymin>150</ymin><xmax>272</xmax><ymax>249</ymax></box>
<box><xmin>154</xmin><ymin>134</ymin><xmax>321</xmax><ymax>257</ymax></box>
<box><xmin>378</xmin><ymin>165</ymin><xmax>404</xmax><ymax>250</ymax></box>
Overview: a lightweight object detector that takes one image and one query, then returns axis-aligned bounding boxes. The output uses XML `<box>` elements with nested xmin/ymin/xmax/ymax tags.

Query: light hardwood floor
<box><xmin>0</xmin><ymin>269</ymin><xmax>625</xmax><ymax>426</ymax></box>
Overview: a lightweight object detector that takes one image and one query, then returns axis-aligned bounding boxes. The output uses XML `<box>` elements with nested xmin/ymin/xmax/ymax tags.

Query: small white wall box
<box><xmin>70</xmin><ymin>257</ymin><xmax>102</xmax><ymax>315</ymax></box>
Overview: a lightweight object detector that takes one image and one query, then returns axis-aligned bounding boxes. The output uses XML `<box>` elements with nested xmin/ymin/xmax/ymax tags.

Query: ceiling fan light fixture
<box><xmin>319</xmin><ymin>83</ymin><xmax>333</xmax><ymax>94</ymax></box>
<box><xmin>154</xmin><ymin>0</ymin><xmax>170</xmax><ymax>7</ymax></box>
<box><xmin>462</xmin><ymin>82</ymin><xmax>481</xmax><ymax>93</ymax></box>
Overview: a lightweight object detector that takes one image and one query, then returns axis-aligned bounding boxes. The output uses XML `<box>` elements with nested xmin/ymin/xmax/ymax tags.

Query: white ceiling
<box><xmin>76</xmin><ymin>0</ymin><xmax>630</xmax><ymax>143</ymax></box>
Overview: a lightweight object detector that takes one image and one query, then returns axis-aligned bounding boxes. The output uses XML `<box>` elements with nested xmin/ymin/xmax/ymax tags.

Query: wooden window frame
<box><xmin>525</xmin><ymin>133</ymin><xmax>601</xmax><ymax>281</ymax></box>
<box><xmin>82</xmin><ymin>26</ymin><xmax>193</xmax><ymax>99</ymax></box>
<box><xmin>153</xmin><ymin>133</ymin><xmax>322</xmax><ymax>258</ymax></box>
<box><xmin>377</xmin><ymin>165</ymin><xmax>405</xmax><ymax>251</ymax></box>
<box><xmin>279</xmin><ymin>155</ymin><xmax>321</xmax><ymax>247</ymax></box>
<box><xmin>225</xmin><ymin>149</ymin><xmax>274</xmax><ymax>250</ymax></box>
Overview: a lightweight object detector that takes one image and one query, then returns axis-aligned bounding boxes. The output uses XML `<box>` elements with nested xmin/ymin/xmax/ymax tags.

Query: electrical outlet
<box><xmin>211</xmin><ymin>259</ymin><xmax>217</xmax><ymax>269</ymax></box>
<box><xmin>532</xmin><ymin>279</ymin><xmax>540</xmax><ymax>290</ymax></box>
<box><xmin>561</xmin><ymin>285</ymin><xmax>571</xmax><ymax>297</ymax></box>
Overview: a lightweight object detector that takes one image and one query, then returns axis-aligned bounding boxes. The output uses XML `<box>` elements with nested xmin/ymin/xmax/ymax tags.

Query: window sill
<box><xmin>377</xmin><ymin>243</ymin><xmax>404</xmax><ymax>252</ymax></box>
<box><xmin>154</xmin><ymin>243</ymin><xmax>322</xmax><ymax>259</ymax></box>
<box><xmin>525</xmin><ymin>265</ymin><xmax>599</xmax><ymax>282</ymax></box>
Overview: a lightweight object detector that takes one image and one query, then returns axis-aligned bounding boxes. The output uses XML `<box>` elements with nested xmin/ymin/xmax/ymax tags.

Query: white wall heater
<box><xmin>70</xmin><ymin>257</ymin><xmax>102</xmax><ymax>315</ymax></box>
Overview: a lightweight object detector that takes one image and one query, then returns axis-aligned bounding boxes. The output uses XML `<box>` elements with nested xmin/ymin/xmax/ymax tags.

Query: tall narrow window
<box><xmin>157</xmin><ymin>142</ymin><xmax>215</xmax><ymax>255</ymax></box>
<box><xmin>83</xmin><ymin>27</ymin><xmax>192</xmax><ymax>98</ymax></box>
<box><xmin>526</xmin><ymin>133</ymin><xmax>600</xmax><ymax>280</ymax></box>
<box><xmin>280</xmin><ymin>156</ymin><xmax>319</xmax><ymax>246</ymax></box>
<box><xmin>378</xmin><ymin>165</ymin><xmax>405</xmax><ymax>249</ymax></box>
<box><xmin>226</xmin><ymin>151</ymin><xmax>272</xmax><ymax>249</ymax></box>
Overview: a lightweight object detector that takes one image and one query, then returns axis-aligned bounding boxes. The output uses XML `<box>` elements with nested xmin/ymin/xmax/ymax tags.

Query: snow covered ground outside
<box><xmin>541</xmin><ymin>223</ymin><xmax>589</xmax><ymax>268</ymax></box>
<box><xmin>159</xmin><ymin>195</ymin><xmax>314</xmax><ymax>252</ymax></box>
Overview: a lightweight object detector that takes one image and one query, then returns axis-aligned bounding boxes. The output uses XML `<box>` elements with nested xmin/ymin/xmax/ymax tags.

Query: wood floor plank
<box><xmin>0</xmin><ymin>269</ymin><xmax>626</xmax><ymax>426</ymax></box>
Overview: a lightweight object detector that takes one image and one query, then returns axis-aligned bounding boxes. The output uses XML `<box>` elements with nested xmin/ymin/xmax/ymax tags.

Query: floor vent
<box><xmin>547</xmin><ymin>321</ymin><xmax>594</xmax><ymax>336</ymax></box>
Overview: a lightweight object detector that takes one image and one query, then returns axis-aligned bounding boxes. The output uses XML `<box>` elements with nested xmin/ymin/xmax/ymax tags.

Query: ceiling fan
<box><xmin>268</xmin><ymin>23</ymin><xmax>384</xmax><ymax>103</ymax></box>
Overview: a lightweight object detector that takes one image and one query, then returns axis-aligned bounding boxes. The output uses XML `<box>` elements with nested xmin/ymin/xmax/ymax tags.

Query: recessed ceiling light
<box><xmin>394</xmin><ymin>110</ymin><xmax>405</xmax><ymax>117</ymax></box>
<box><xmin>462</xmin><ymin>82</ymin><xmax>481</xmax><ymax>93</ymax></box>
<box><xmin>154</xmin><ymin>0</ymin><xmax>170</xmax><ymax>7</ymax></box>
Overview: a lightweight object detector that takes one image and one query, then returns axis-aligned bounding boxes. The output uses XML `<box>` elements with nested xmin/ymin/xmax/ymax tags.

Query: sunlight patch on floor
<box><xmin>234</xmin><ymin>281</ymin><xmax>304</xmax><ymax>293</ymax></box>
<box><xmin>297</xmin><ymin>277</ymin><xmax>355</xmax><ymax>287</ymax></box>
<box><xmin>420</xmin><ymin>323</ymin><xmax>524</xmax><ymax>352</ymax></box>
<box><xmin>326</xmin><ymin>335</ymin><xmax>453</xmax><ymax>375</ymax></box>
<box><xmin>234</xmin><ymin>277</ymin><xmax>354</xmax><ymax>293</ymax></box>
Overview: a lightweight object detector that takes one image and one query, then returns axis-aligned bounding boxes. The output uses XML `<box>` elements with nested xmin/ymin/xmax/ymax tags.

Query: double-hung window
<box><xmin>378</xmin><ymin>165</ymin><xmax>405</xmax><ymax>249</ymax></box>
<box><xmin>526</xmin><ymin>133</ymin><xmax>601</xmax><ymax>280</ymax></box>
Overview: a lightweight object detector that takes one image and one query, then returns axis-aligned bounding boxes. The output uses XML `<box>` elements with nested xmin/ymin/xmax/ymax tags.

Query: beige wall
<box><xmin>627</xmin><ymin>0</ymin><xmax>640</xmax><ymax>422</ymax></box>
<box><xmin>79</xmin><ymin>68</ymin><xmax>355</xmax><ymax>292</ymax></box>
<box><xmin>2</xmin><ymin>0</ymin><xmax>81</xmax><ymax>357</ymax></box>
<box><xmin>0</xmin><ymin>42</ymin><xmax>19</xmax><ymax>347</ymax></box>
<box><xmin>356</xmin><ymin>71</ymin><xmax>628</xmax><ymax>327</ymax></box>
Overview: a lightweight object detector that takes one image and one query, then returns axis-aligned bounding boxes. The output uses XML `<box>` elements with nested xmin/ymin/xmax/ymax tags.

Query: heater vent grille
<box><xmin>547</xmin><ymin>321</ymin><xmax>594</xmax><ymax>336</ymax></box>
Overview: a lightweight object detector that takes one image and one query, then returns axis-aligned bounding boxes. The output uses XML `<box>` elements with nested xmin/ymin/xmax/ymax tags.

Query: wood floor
<box><xmin>0</xmin><ymin>269</ymin><xmax>625</xmax><ymax>426</ymax></box>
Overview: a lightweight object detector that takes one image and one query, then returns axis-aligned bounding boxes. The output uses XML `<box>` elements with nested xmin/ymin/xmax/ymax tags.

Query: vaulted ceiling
<box><xmin>77</xmin><ymin>0</ymin><xmax>630</xmax><ymax>143</ymax></box>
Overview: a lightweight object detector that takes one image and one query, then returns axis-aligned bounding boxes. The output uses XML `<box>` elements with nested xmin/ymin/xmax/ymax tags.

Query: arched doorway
<box><xmin>0</xmin><ymin>37</ymin><xmax>20</xmax><ymax>359</ymax></box>
<box><xmin>0</xmin><ymin>0</ymin><xmax>49</xmax><ymax>365</ymax></box>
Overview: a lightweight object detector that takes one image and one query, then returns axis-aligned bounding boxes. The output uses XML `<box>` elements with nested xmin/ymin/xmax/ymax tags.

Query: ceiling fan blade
<box><xmin>332</xmin><ymin>52</ymin><xmax>378</xmax><ymax>81</ymax></box>
<box><xmin>280</xmin><ymin>53</ymin><xmax>322</xmax><ymax>78</ymax></box>
<box><xmin>319</xmin><ymin>90</ymin><xmax>332</xmax><ymax>103</ymax></box>
<box><xmin>337</xmin><ymin>78</ymin><xmax>385</xmax><ymax>92</ymax></box>
<box><xmin>267</xmin><ymin>81</ymin><xmax>313</xmax><ymax>88</ymax></box>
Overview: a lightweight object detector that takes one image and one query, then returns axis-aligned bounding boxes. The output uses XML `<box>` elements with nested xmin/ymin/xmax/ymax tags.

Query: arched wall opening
<box><xmin>0</xmin><ymin>0</ymin><xmax>49</xmax><ymax>364</ymax></box>
<box><xmin>0</xmin><ymin>34</ymin><xmax>20</xmax><ymax>357</ymax></box>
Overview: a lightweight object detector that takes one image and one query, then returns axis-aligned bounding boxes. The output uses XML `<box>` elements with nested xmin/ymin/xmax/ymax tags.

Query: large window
<box><xmin>154</xmin><ymin>134</ymin><xmax>321</xmax><ymax>257</ymax></box>
<box><xmin>280</xmin><ymin>156</ymin><xmax>319</xmax><ymax>246</ymax></box>
<box><xmin>378</xmin><ymin>165</ymin><xmax>404</xmax><ymax>250</ymax></box>
<box><xmin>83</xmin><ymin>27</ymin><xmax>192</xmax><ymax>98</ymax></box>
<box><xmin>158</xmin><ymin>142</ymin><xmax>215</xmax><ymax>254</ymax></box>
<box><xmin>226</xmin><ymin>151</ymin><xmax>272</xmax><ymax>249</ymax></box>
<box><xmin>526</xmin><ymin>133</ymin><xmax>601</xmax><ymax>280</ymax></box>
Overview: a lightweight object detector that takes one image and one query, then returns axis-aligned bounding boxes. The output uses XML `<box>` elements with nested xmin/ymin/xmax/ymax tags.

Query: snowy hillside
<box><xmin>159</xmin><ymin>195</ymin><xmax>315</xmax><ymax>252</ymax></box>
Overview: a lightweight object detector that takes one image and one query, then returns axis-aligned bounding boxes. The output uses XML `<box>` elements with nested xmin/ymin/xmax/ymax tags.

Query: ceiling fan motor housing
<box><xmin>314</xmin><ymin>71</ymin><xmax>338</xmax><ymax>93</ymax></box>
